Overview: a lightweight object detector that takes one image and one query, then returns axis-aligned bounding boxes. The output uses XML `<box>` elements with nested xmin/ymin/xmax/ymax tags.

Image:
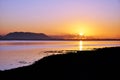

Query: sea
<box><xmin>0</xmin><ymin>40</ymin><xmax>120</xmax><ymax>70</ymax></box>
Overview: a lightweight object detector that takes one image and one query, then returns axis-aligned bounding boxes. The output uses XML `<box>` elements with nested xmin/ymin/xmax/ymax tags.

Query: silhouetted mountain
<box><xmin>1</xmin><ymin>32</ymin><xmax>52</xmax><ymax>40</ymax></box>
<box><xmin>0</xmin><ymin>35</ymin><xmax>2</xmax><ymax>39</ymax></box>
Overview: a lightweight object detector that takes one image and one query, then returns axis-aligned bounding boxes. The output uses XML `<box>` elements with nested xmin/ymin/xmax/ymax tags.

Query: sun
<box><xmin>79</xmin><ymin>32</ymin><xmax>86</xmax><ymax>39</ymax></box>
<box><xmin>79</xmin><ymin>32</ymin><xmax>84</xmax><ymax>36</ymax></box>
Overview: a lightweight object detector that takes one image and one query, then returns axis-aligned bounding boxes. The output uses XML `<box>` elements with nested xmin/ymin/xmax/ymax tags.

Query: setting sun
<box><xmin>79</xmin><ymin>32</ymin><xmax>84</xmax><ymax>36</ymax></box>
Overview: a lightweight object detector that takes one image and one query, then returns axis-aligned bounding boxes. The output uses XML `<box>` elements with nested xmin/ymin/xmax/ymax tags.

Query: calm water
<box><xmin>0</xmin><ymin>40</ymin><xmax>120</xmax><ymax>70</ymax></box>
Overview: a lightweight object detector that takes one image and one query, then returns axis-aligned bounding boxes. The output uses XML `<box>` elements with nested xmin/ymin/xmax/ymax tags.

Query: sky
<box><xmin>0</xmin><ymin>0</ymin><xmax>120</xmax><ymax>38</ymax></box>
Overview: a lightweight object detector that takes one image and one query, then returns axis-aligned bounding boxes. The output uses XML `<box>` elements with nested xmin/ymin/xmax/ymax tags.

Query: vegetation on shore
<box><xmin>0</xmin><ymin>47</ymin><xmax>120</xmax><ymax>80</ymax></box>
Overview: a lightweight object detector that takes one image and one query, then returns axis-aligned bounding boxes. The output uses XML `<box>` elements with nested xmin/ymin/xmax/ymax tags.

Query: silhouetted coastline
<box><xmin>0</xmin><ymin>47</ymin><xmax>120</xmax><ymax>80</ymax></box>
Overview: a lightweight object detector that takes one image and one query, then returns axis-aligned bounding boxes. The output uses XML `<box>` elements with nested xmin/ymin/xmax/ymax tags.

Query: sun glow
<box><xmin>78</xmin><ymin>32</ymin><xmax>85</xmax><ymax>39</ymax></box>
<box><xmin>79</xmin><ymin>32</ymin><xmax>84</xmax><ymax>36</ymax></box>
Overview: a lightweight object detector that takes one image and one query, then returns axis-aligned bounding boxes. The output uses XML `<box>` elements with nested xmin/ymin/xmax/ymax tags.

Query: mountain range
<box><xmin>0</xmin><ymin>32</ymin><xmax>53</xmax><ymax>40</ymax></box>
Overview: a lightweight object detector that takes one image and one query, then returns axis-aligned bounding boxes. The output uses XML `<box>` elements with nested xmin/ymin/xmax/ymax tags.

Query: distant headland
<box><xmin>0</xmin><ymin>32</ymin><xmax>53</xmax><ymax>40</ymax></box>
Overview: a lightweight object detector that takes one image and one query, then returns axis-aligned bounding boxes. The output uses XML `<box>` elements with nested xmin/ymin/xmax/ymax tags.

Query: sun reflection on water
<box><xmin>79</xmin><ymin>41</ymin><xmax>83</xmax><ymax>51</ymax></box>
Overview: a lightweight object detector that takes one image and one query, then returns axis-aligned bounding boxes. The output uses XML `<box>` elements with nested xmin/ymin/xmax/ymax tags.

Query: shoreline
<box><xmin>0</xmin><ymin>39</ymin><xmax>120</xmax><ymax>41</ymax></box>
<box><xmin>1</xmin><ymin>47</ymin><xmax>120</xmax><ymax>80</ymax></box>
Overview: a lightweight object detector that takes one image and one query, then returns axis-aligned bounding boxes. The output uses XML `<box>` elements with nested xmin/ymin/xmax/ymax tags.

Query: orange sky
<box><xmin>0</xmin><ymin>0</ymin><xmax>120</xmax><ymax>39</ymax></box>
